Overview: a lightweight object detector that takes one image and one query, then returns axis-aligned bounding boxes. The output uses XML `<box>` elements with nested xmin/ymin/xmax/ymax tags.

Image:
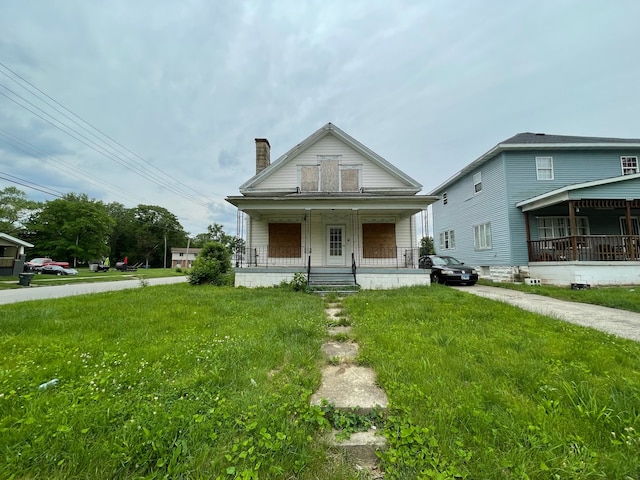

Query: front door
<box><xmin>326</xmin><ymin>225</ymin><xmax>346</xmax><ymax>266</ymax></box>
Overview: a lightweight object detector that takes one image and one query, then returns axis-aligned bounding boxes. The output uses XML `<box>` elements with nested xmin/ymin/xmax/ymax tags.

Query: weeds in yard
<box><xmin>343</xmin><ymin>285</ymin><xmax>640</xmax><ymax>479</ymax></box>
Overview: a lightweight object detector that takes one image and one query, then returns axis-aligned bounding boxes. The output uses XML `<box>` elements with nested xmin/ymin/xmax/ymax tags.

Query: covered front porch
<box><xmin>518</xmin><ymin>182</ymin><xmax>640</xmax><ymax>285</ymax></box>
<box><xmin>227</xmin><ymin>194</ymin><xmax>434</xmax><ymax>289</ymax></box>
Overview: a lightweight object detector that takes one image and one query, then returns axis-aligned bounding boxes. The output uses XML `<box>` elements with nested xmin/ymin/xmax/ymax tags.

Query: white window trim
<box><xmin>536</xmin><ymin>216</ymin><xmax>590</xmax><ymax>238</ymax></box>
<box><xmin>439</xmin><ymin>230</ymin><xmax>455</xmax><ymax>250</ymax></box>
<box><xmin>473</xmin><ymin>172</ymin><xmax>482</xmax><ymax>194</ymax></box>
<box><xmin>536</xmin><ymin>156</ymin><xmax>554</xmax><ymax>180</ymax></box>
<box><xmin>473</xmin><ymin>223</ymin><xmax>492</xmax><ymax>250</ymax></box>
<box><xmin>621</xmin><ymin>156</ymin><xmax>638</xmax><ymax>176</ymax></box>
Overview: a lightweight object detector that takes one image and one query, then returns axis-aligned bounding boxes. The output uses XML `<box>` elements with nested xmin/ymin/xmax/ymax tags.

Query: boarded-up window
<box><xmin>341</xmin><ymin>168</ymin><xmax>359</xmax><ymax>192</ymax></box>
<box><xmin>321</xmin><ymin>160</ymin><xmax>339</xmax><ymax>192</ymax></box>
<box><xmin>269</xmin><ymin>223</ymin><xmax>301</xmax><ymax>257</ymax></box>
<box><xmin>362</xmin><ymin>223</ymin><xmax>396</xmax><ymax>258</ymax></box>
<box><xmin>300</xmin><ymin>166</ymin><xmax>319</xmax><ymax>192</ymax></box>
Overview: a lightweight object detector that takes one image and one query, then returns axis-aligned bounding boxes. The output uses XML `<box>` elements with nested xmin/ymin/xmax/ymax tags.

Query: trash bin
<box><xmin>18</xmin><ymin>272</ymin><xmax>34</xmax><ymax>286</ymax></box>
<box><xmin>89</xmin><ymin>263</ymin><xmax>98</xmax><ymax>272</ymax></box>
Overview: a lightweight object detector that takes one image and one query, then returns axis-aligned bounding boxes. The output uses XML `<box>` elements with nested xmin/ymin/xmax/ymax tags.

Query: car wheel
<box><xmin>36</xmin><ymin>271</ymin><xmax>42</xmax><ymax>274</ymax></box>
<box><xmin>56</xmin><ymin>272</ymin><xmax>62</xmax><ymax>276</ymax></box>
<box><xmin>431</xmin><ymin>273</ymin><xmax>445</xmax><ymax>285</ymax></box>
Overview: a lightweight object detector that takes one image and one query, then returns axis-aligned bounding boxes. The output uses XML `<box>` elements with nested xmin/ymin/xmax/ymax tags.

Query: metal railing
<box><xmin>528</xmin><ymin>235</ymin><xmax>640</xmax><ymax>262</ymax></box>
<box><xmin>351</xmin><ymin>253</ymin><xmax>357</xmax><ymax>284</ymax></box>
<box><xmin>235</xmin><ymin>246</ymin><xmax>421</xmax><ymax>269</ymax></box>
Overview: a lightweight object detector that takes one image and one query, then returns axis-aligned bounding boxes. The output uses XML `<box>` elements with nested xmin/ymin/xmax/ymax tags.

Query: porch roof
<box><xmin>226</xmin><ymin>193</ymin><xmax>438</xmax><ymax>216</ymax></box>
<box><xmin>0</xmin><ymin>232</ymin><xmax>34</xmax><ymax>248</ymax></box>
<box><xmin>516</xmin><ymin>173</ymin><xmax>640</xmax><ymax>212</ymax></box>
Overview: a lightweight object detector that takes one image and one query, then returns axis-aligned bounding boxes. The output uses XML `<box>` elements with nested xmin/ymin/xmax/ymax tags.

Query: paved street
<box><xmin>452</xmin><ymin>284</ymin><xmax>640</xmax><ymax>342</ymax></box>
<box><xmin>0</xmin><ymin>276</ymin><xmax>188</xmax><ymax>305</ymax></box>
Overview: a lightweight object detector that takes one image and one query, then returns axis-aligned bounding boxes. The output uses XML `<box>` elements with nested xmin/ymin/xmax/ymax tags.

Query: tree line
<box><xmin>0</xmin><ymin>186</ymin><xmax>239</xmax><ymax>267</ymax></box>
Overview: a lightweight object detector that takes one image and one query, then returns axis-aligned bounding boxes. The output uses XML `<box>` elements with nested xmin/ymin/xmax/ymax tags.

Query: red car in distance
<box><xmin>25</xmin><ymin>257</ymin><xmax>70</xmax><ymax>272</ymax></box>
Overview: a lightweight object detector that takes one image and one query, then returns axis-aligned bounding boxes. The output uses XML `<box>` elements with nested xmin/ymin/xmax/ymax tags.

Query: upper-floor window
<box><xmin>439</xmin><ymin>230</ymin><xmax>455</xmax><ymax>250</ymax></box>
<box><xmin>473</xmin><ymin>172</ymin><xmax>482</xmax><ymax>193</ymax></box>
<box><xmin>299</xmin><ymin>156</ymin><xmax>361</xmax><ymax>192</ymax></box>
<box><xmin>473</xmin><ymin>223</ymin><xmax>492</xmax><ymax>250</ymax></box>
<box><xmin>442</xmin><ymin>192</ymin><xmax>448</xmax><ymax>205</ymax></box>
<box><xmin>536</xmin><ymin>156</ymin><xmax>554</xmax><ymax>180</ymax></box>
<box><xmin>621</xmin><ymin>156</ymin><xmax>638</xmax><ymax>175</ymax></box>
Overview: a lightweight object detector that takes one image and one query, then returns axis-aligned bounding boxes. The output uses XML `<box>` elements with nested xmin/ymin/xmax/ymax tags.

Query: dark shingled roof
<box><xmin>502</xmin><ymin>132</ymin><xmax>640</xmax><ymax>144</ymax></box>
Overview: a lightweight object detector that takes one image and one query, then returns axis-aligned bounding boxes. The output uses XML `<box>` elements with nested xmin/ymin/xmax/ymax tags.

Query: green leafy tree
<box><xmin>133</xmin><ymin>205</ymin><xmax>187</xmax><ymax>267</ymax></box>
<box><xmin>25</xmin><ymin>193</ymin><xmax>114</xmax><ymax>266</ymax></box>
<box><xmin>419</xmin><ymin>236</ymin><xmax>435</xmax><ymax>257</ymax></box>
<box><xmin>0</xmin><ymin>187</ymin><xmax>39</xmax><ymax>236</ymax></box>
<box><xmin>192</xmin><ymin>223</ymin><xmax>245</xmax><ymax>254</ymax></box>
<box><xmin>188</xmin><ymin>241</ymin><xmax>232</xmax><ymax>285</ymax></box>
<box><xmin>105</xmin><ymin>202</ymin><xmax>137</xmax><ymax>264</ymax></box>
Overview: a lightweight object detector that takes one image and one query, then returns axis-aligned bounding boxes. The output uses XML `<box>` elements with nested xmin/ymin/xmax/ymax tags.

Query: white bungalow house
<box><xmin>225</xmin><ymin>123</ymin><xmax>438</xmax><ymax>289</ymax></box>
<box><xmin>0</xmin><ymin>232</ymin><xmax>34</xmax><ymax>276</ymax></box>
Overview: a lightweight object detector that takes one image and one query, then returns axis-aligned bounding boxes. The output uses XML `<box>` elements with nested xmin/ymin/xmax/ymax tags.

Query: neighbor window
<box><xmin>473</xmin><ymin>172</ymin><xmax>482</xmax><ymax>193</ymax></box>
<box><xmin>621</xmin><ymin>156</ymin><xmax>638</xmax><ymax>175</ymax></box>
<box><xmin>473</xmin><ymin>223</ymin><xmax>492</xmax><ymax>250</ymax></box>
<box><xmin>268</xmin><ymin>223</ymin><xmax>301</xmax><ymax>257</ymax></box>
<box><xmin>537</xmin><ymin>217</ymin><xmax>589</xmax><ymax>238</ymax></box>
<box><xmin>536</xmin><ymin>156</ymin><xmax>554</xmax><ymax>180</ymax></box>
<box><xmin>439</xmin><ymin>230</ymin><xmax>455</xmax><ymax>250</ymax></box>
<box><xmin>619</xmin><ymin>216</ymin><xmax>640</xmax><ymax>235</ymax></box>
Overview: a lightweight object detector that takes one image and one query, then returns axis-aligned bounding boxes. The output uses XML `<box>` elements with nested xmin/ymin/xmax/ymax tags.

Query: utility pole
<box><xmin>163</xmin><ymin>234</ymin><xmax>167</xmax><ymax>269</ymax></box>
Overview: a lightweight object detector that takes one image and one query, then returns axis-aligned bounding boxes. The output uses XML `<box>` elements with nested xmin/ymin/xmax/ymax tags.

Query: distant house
<box><xmin>0</xmin><ymin>233</ymin><xmax>34</xmax><ymax>276</ymax></box>
<box><xmin>429</xmin><ymin>133</ymin><xmax>640</xmax><ymax>286</ymax></box>
<box><xmin>171</xmin><ymin>247</ymin><xmax>201</xmax><ymax>268</ymax></box>
<box><xmin>226</xmin><ymin>123</ymin><xmax>438</xmax><ymax>289</ymax></box>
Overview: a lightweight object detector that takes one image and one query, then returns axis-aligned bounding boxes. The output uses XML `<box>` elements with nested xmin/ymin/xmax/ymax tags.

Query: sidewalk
<box><xmin>0</xmin><ymin>276</ymin><xmax>188</xmax><ymax>305</ymax></box>
<box><xmin>452</xmin><ymin>285</ymin><xmax>640</xmax><ymax>342</ymax></box>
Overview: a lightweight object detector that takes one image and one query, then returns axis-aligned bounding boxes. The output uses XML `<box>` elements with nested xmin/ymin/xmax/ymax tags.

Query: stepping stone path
<box><xmin>310</xmin><ymin>298</ymin><xmax>388</xmax><ymax>478</ymax></box>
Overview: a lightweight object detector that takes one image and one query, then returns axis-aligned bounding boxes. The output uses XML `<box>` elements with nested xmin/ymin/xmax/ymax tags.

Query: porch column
<box><xmin>524</xmin><ymin>212</ymin><xmax>532</xmax><ymax>261</ymax></box>
<box><xmin>568</xmin><ymin>201</ymin><xmax>578</xmax><ymax>261</ymax></box>
<box><xmin>304</xmin><ymin>208</ymin><xmax>312</xmax><ymax>259</ymax></box>
<box><xmin>351</xmin><ymin>208</ymin><xmax>360</xmax><ymax>266</ymax></box>
<box><xmin>626</xmin><ymin>201</ymin><xmax>636</xmax><ymax>259</ymax></box>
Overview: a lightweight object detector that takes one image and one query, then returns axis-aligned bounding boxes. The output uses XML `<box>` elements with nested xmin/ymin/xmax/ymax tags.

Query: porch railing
<box><xmin>234</xmin><ymin>246</ymin><xmax>422</xmax><ymax>268</ymax></box>
<box><xmin>528</xmin><ymin>235</ymin><xmax>640</xmax><ymax>262</ymax></box>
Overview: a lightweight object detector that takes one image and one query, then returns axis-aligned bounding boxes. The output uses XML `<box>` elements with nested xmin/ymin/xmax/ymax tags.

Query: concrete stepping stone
<box><xmin>325</xmin><ymin>429</ymin><xmax>387</xmax><ymax>469</ymax></box>
<box><xmin>321</xmin><ymin>341</ymin><xmax>358</xmax><ymax>362</ymax></box>
<box><xmin>328</xmin><ymin>325</ymin><xmax>352</xmax><ymax>336</ymax></box>
<box><xmin>310</xmin><ymin>364</ymin><xmax>388</xmax><ymax>413</ymax></box>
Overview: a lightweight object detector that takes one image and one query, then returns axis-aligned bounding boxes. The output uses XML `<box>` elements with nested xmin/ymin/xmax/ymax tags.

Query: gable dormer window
<box><xmin>299</xmin><ymin>156</ymin><xmax>361</xmax><ymax>192</ymax></box>
<box><xmin>621</xmin><ymin>156</ymin><xmax>638</xmax><ymax>175</ymax></box>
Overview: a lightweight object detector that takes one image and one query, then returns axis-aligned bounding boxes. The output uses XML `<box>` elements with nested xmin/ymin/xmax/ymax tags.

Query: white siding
<box><xmin>258</xmin><ymin>135</ymin><xmax>407</xmax><ymax>190</ymax></box>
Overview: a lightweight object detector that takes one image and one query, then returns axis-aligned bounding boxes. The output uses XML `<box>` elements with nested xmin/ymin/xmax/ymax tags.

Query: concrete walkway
<box><xmin>0</xmin><ymin>276</ymin><xmax>188</xmax><ymax>305</ymax></box>
<box><xmin>452</xmin><ymin>285</ymin><xmax>640</xmax><ymax>342</ymax></box>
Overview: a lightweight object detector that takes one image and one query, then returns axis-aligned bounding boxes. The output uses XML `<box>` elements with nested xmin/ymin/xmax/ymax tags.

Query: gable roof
<box><xmin>516</xmin><ymin>172</ymin><xmax>640</xmax><ymax>212</ymax></box>
<box><xmin>0</xmin><ymin>232</ymin><xmax>34</xmax><ymax>248</ymax></box>
<box><xmin>239</xmin><ymin>122</ymin><xmax>422</xmax><ymax>194</ymax></box>
<box><xmin>429</xmin><ymin>132</ymin><xmax>640</xmax><ymax>195</ymax></box>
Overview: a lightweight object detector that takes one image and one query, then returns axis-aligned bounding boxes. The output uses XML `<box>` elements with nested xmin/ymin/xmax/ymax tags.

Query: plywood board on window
<box><xmin>269</xmin><ymin>223</ymin><xmax>301</xmax><ymax>257</ymax></box>
<box><xmin>300</xmin><ymin>166</ymin><xmax>319</xmax><ymax>192</ymax></box>
<box><xmin>341</xmin><ymin>168</ymin><xmax>359</xmax><ymax>192</ymax></box>
<box><xmin>362</xmin><ymin>223</ymin><xmax>396</xmax><ymax>258</ymax></box>
<box><xmin>320</xmin><ymin>160</ymin><xmax>339</xmax><ymax>192</ymax></box>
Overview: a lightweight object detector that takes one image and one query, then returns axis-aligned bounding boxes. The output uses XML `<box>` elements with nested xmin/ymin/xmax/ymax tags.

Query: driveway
<box><xmin>452</xmin><ymin>285</ymin><xmax>640</xmax><ymax>342</ymax></box>
<box><xmin>0</xmin><ymin>276</ymin><xmax>188</xmax><ymax>305</ymax></box>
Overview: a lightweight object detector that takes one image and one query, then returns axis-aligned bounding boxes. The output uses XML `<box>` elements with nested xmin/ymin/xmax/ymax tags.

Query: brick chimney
<box><xmin>255</xmin><ymin>138</ymin><xmax>270</xmax><ymax>174</ymax></box>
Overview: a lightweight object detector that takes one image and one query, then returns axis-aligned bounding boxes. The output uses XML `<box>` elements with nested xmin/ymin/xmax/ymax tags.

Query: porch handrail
<box><xmin>307</xmin><ymin>255</ymin><xmax>311</xmax><ymax>285</ymax></box>
<box><xmin>351</xmin><ymin>252</ymin><xmax>357</xmax><ymax>285</ymax></box>
<box><xmin>528</xmin><ymin>235</ymin><xmax>640</xmax><ymax>262</ymax></box>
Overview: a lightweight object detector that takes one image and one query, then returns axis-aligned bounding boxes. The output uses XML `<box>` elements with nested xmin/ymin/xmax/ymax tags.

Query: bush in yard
<box><xmin>188</xmin><ymin>241</ymin><xmax>232</xmax><ymax>285</ymax></box>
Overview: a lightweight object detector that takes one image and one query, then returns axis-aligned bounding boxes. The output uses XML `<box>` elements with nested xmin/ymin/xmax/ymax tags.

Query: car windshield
<box><xmin>432</xmin><ymin>256</ymin><xmax>462</xmax><ymax>266</ymax></box>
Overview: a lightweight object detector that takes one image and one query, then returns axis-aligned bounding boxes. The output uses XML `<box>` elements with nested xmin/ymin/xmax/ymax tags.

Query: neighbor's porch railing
<box><xmin>235</xmin><ymin>247</ymin><xmax>421</xmax><ymax>268</ymax></box>
<box><xmin>528</xmin><ymin>235</ymin><xmax>640</xmax><ymax>262</ymax></box>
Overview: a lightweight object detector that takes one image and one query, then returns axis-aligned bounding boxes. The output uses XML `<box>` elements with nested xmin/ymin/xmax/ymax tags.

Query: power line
<box><xmin>0</xmin><ymin>62</ymin><xmax>222</xmax><ymax>206</ymax></box>
<box><xmin>0</xmin><ymin>171</ymin><xmax>64</xmax><ymax>198</ymax></box>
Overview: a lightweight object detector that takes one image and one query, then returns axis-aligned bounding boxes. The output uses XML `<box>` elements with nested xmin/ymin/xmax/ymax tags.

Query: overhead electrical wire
<box><xmin>0</xmin><ymin>128</ymin><xmax>149</xmax><ymax>204</ymax></box>
<box><xmin>0</xmin><ymin>61</ymin><xmax>223</xmax><ymax>208</ymax></box>
<box><xmin>0</xmin><ymin>171</ymin><xmax>64</xmax><ymax>198</ymax></box>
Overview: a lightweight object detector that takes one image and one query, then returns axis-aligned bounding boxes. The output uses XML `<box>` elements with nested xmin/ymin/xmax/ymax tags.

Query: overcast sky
<box><xmin>1</xmin><ymin>1</ymin><xmax>639</xmax><ymax>237</ymax></box>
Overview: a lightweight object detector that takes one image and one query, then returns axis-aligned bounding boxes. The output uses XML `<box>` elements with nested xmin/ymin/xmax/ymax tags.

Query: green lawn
<box><xmin>345</xmin><ymin>285</ymin><xmax>640</xmax><ymax>479</ymax></box>
<box><xmin>0</xmin><ymin>267</ymin><xmax>185</xmax><ymax>290</ymax></box>
<box><xmin>1</xmin><ymin>284</ymin><xmax>639</xmax><ymax>479</ymax></box>
<box><xmin>478</xmin><ymin>280</ymin><xmax>640</xmax><ymax>313</ymax></box>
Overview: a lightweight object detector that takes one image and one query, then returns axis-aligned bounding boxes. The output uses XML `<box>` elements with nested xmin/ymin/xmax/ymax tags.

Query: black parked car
<box><xmin>419</xmin><ymin>255</ymin><xmax>478</xmax><ymax>286</ymax></box>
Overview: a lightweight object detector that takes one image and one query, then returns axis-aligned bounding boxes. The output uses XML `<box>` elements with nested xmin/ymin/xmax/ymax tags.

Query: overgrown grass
<box><xmin>0</xmin><ymin>285</ymin><xmax>359</xmax><ymax>479</ymax></box>
<box><xmin>479</xmin><ymin>280</ymin><xmax>640</xmax><ymax>313</ymax></box>
<box><xmin>345</xmin><ymin>285</ymin><xmax>640</xmax><ymax>479</ymax></box>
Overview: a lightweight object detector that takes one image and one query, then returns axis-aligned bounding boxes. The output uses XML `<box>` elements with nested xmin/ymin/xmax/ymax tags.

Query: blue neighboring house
<box><xmin>428</xmin><ymin>132</ymin><xmax>640</xmax><ymax>286</ymax></box>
